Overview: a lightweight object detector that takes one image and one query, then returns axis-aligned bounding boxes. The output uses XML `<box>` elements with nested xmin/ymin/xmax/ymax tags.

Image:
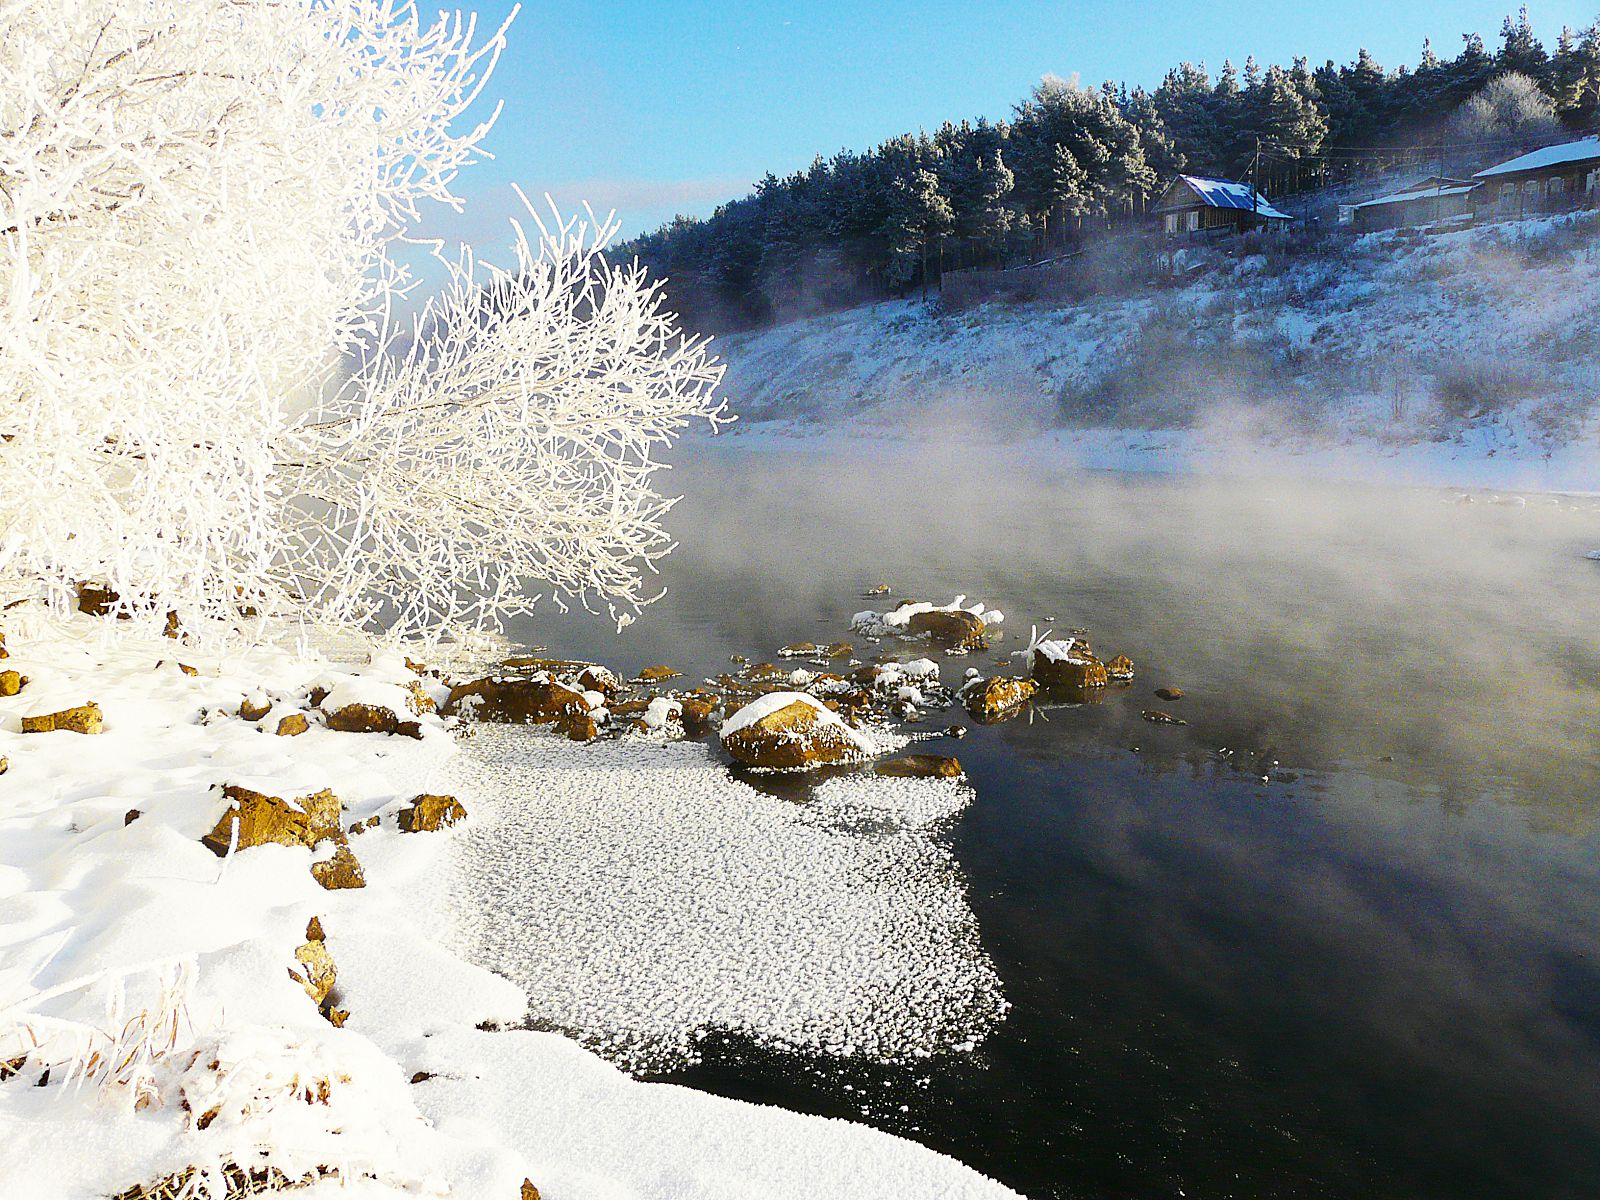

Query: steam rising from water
<box><xmin>520</xmin><ymin>442</ymin><xmax>1600</xmax><ymax>826</ymax></box>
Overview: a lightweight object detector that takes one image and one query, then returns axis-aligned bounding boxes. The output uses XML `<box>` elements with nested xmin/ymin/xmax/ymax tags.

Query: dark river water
<box><xmin>505</xmin><ymin>437</ymin><xmax>1600</xmax><ymax>1200</ymax></box>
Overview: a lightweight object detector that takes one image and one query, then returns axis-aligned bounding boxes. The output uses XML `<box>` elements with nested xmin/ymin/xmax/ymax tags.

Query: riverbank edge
<box><xmin>0</xmin><ymin>610</ymin><xmax>1022</xmax><ymax>1200</ymax></box>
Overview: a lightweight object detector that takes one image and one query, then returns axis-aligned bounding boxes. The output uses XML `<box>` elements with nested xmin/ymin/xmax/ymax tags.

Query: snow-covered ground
<box><xmin>0</xmin><ymin>612</ymin><xmax>1020</xmax><ymax>1200</ymax></box>
<box><xmin>711</xmin><ymin>213</ymin><xmax>1600</xmax><ymax>493</ymax></box>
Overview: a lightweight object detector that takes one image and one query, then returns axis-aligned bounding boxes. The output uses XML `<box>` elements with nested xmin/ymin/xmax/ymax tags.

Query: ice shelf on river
<box><xmin>438</xmin><ymin>727</ymin><xmax>1007</xmax><ymax>1073</ymax></box>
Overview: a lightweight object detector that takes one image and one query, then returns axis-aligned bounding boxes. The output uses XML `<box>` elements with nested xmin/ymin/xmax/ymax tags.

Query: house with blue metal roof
<box><xmin>1152</xmin><ymin>175</ymin><xmax>1295</xmax><ymax>238</ymax></box>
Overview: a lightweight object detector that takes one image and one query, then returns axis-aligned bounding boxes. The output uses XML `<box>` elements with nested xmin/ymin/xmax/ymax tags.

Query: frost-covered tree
<box><xmin>0</xmin><ymin>0</ymin><xmax>726</xmax><ymax>642</ymax></box>
<box><xmin>1449</xmin><ymin>71</ymin><xmax>1562</xmax><ymax>144</ymax></box>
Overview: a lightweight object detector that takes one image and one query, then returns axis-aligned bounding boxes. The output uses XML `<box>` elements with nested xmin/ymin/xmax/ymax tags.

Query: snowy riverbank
<box><xmin>0</xmin><ymin>612</ymin><xmax>1020</xmax><ymax>1200</ymax></box>
<box><xmin>710</xmin><ymin>213</ymin><xmax>1600</xmax><ymax>495</ymax></box>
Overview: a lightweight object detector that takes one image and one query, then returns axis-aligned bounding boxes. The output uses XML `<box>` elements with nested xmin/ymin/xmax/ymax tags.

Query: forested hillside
<box><xmin>622</xmin><ymin>8</ymin><xmax>1600</xmax><ymax>332</ymax></box>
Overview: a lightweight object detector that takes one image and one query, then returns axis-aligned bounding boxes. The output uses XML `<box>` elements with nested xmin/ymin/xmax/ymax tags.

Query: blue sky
<box><xmin>420</xmin><ymin>0</ymin><xmax>1597</xmax><ymax>253</ymax></box>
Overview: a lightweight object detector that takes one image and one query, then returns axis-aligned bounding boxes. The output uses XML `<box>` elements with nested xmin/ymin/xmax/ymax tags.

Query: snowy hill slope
<box><xmin>711</xmin><ymin>213</ymin><xmax>1600</xmax><ymax>489</ymax></box>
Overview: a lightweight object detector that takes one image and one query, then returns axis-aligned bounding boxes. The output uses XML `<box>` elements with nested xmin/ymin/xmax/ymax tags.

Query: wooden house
<box><xmin>1342</xmin><ymin>177</ymin><xmax>1480</xmax><ymax>232</ymax></box>
<box><xmin>1473</xmin><ymin>137</ymin><xmax>1600</xmax><ymax>219</ymax></box>
<box><xmin>1152</xmin><ymin>175</ymin><xmax>1295</xmax><ymax>238</ymax></box>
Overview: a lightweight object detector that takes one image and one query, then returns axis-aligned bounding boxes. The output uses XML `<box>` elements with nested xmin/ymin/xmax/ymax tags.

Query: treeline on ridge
<box><xmin>619</xmin><ymin>8</ymin><xmax>1600</xmax><ymax>331</ymax></box>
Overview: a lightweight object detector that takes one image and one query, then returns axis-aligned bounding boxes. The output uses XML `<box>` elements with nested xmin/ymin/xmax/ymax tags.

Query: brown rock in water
<box><xmin>397</xmin><ymin>794</ymin><xmax>468</xmax><ymax>833</ymax></box>
<box><xmin>779</xmin><ymin>642</ymin><xmax>818</xmax><ymax>657</ymax></box>
<box><xmin>0</xmin><ymin>669</ymin><xmax>26</xmax><ymax>696</ymax></box>
<box><xmin>1154</xmin><ymin>686</ymin><xmax>1184</xmax><ymax>702</ymax></box>
<box><xmin>721</xmin><ymin>697</ymin><xmax>863</xmax><ymax>770</ymax></box>
<box><xmin>324</xmin><ymin>701</ymin><xmax>420</xmax><ymax>738</ymax></box>
<box><xmin>443</xmin><ymin>677</ymin><xmax>589</xmax><ymax>725</ymax></box>
<box><xmin>577</xmin><ymin>666</ymin><xmax>622</xmax><ymax>698</ymax></box>
<box><xmin>637</xmin><ymin>665</ymin><xmax>681</xmax><ymax>682</ymax></box>
<box><xmin>276</xmin><ymin>713</ymin><xmax>310</xmax><ymax>737</ymax></box>
<box><xmin>558</xmin><ymin>712</ymin><xmax>600</xmax><ymax>743</ymax></box>
<box><xmin>1106</xmin><ymin>655</ymin><xmax>1135</xmax><ymax>682</ymax></box>
<box><xmin>1030</xmin><ymin>643</ymin><xmax>1109</xmax><ymax>689</ymax></box>
<box><xmin>826</xmin><ymin>642</ymin><xmax>854</xmax><ymax>660</ymax></box>
<box><xmin>962</xmin><ymin>677</ymin><xmax>1037</xmax><ymax>720</ymax></box>
<box><xmin>311</xmin><ymin>843</ymin><xmax>366</xmax><ymax>890</ymax></box>
<box><xmin>202</xmin><ymin>785</ymin><xmax>343</xmax><ymax>855</ymax></box>
<box><xmin>875</xmin><ymin>754</ymin><xmax>965</xmax><ymax>779</ymax></box>
<box><xmin>907</xmin><ymin>609</ymin><xmax>988</xmax><ymax>650</ymax></box>
<box><xmin>21</xmin><ymin>702</ymin><xmax>103</xmax><ymax>735</ymax></box>
<box><xmin>238</xmin><ymin>695</ymin><xmax>272</xmax><ymax>722</ymax></box>
<box><xmin>679</xmin><ymin>696</ymin><xmax>719</xmax><ymax>737</ymax></box>
<box><xmin>1142</xmin><ymin>709</ymin><xmax>1188</xmax><ymax>726</ymax></box>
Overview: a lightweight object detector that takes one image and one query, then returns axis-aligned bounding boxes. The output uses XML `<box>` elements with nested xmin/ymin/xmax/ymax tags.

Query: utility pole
<box><xmin>1252</xmin><ymin>137</ymin><xmax>1261</xmax><ymax>233</ymax></box>
<box><xmin>1436</xmin><ymin>136</ymin><xmax>1447</xmax><ymax>225</ymax></box>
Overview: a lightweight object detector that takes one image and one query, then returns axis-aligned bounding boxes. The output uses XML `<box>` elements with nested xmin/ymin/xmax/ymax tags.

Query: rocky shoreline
<box><xmin>0</xmin><ymin>599</ymin><xmax>1029</xmax><ymax>1200</ymax></box>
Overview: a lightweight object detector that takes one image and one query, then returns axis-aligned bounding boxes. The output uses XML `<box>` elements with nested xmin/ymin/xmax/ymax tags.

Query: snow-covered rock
<box><xmin>720</xmin><ymin>691</ymin><xmax>869</xmax><ymax>770</ymax></box>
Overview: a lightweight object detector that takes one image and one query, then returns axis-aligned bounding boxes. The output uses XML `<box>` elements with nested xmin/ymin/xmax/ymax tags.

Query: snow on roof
<box><xmin>1177</xmin><ymin>175</ymin><xmax>1295</xmax><ymax>220</ymax></box>
<box><xmin>1354</xmin><ymin>180</ymin><xmax>1481</xmax><ymax>209</ymax></box>
<box><xmin>1473</xmin><ymin>137</ymin><xmax>1600</xmax><ymax>179</ymax></box>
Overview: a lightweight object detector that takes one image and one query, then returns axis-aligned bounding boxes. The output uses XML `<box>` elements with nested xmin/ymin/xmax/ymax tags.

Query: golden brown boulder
<box><xmin>679</xmin><ymin>695</ymin><xmax>719</xmax><ymax>737</ymax></box>
<box><xmin>202</xmin><ymin>785</ymin><xmax>343</xmax><ymax>855</ymax></box>
<box><xmin>292</xmin><ymin>921</ymin><xmax>337</xmax><ymax>1007</ymax></box>
<box><xmin>1030</xmin><ymin>641</ymin><xmax>1109</xmax><ymax>689</ymax></box>
<box><xmin>721</xmin><ymin>693</ymin><xmax>865</xmax><ymax>770</ymax></box>
<box><xmin>75</xmin><ymin>582</ymin><xmax>118</xmax><ymax>616</ymax></box>
<box><xmin>276</xmin><ymin>713</ymin><xmax>310</xmax><ymax>737</ymax></box>
<box><xmin>558</xmin><ymin>712</ymin><xmax>600</xmax><ymax>743</ymax></box>
<box><xmin>443</xmin><ymin>677</ymin><xmax>589</xmax><ymax>724</ymax></box>
<box><xmin>324</xmin><ymin>702</ymin><xmax>420</xmax><ymax>738</ymax></box>
<box><xmin>962</xmin><ymin>677</ymin><xmax>1037</xmax><ymax>721</ymax></box>
<box><xmin>636</xmin><ymin>665</ymin><xmax>681</xmax><ymax>682</ymax></box>
<box><xmin>521</xmin><ymin>1182</ymin><xmax>542</xmax><ymax>1200</ymax></box>
<box><xmin>1106</xmin><ymin>654</ymin><xmax>1135</xmax><ymax>682</ymax></box>
<box><xmin>0</xmin><ymin>669</ymin><xmax>25</xmax><ymax>696</ymax></box>
<box><xmin>397</xmin><ymin>794</ymin><xmax>468</xmax><ymax>833</ymax></box>
<box><xmin>403</xmin><ymin>679</ymin><xmax>436</xmax><ymax>714</ymax></box>
<box><xmin>907</xmin><ymin>609</ymin><xmax>989</xmax><ymax>650</ymax></box>
<box><xmin>779</xmin><ymin>642</ymin><xmax>818</xmax><ymax>657</ymax></box>
<box><xmin>874</xmin><ymin>754</ymin><xmax>965</xmax><ymax>779</ymax></box>
<box><xmin>1154</xmin><ymin>686</ymin><xmax>1183</xmax><ymax>702</ymax></box>
<box><xmin>238</xmin><ymin>695</ymin><xmax>272</xmax><ymax>721</ymax></box>
<box><xmin>577</xmin><ymin>665</ymin><xmax>623</xmax><ymax>698</ymax></box>
<box><xmin>21</xmin><ymin>702</ymin><xmax>103</xmax><ymax>735</ymax></box>
<box><xmin>502</xmin><ymin>655</ymin><xmax>588</xmax><ymax>673</ymax></box>
<box><xmin>311</xmin><ymin>843</ymin><xmax>367</xmax><ymax>890</ymax></box>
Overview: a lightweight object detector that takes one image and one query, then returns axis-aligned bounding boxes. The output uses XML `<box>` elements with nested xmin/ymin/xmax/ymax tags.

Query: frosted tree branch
<box><xmin>0</xmin><ymin>1</ymin><xmax>727</xmax><ymax>643</ymax></box>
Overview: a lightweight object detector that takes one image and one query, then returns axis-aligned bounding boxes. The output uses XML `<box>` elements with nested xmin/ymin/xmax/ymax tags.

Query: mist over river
<box><xmin>486</xmin><ymin>441</ymin><xmax>1600</xmax><ymax>1200</ymax></box>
